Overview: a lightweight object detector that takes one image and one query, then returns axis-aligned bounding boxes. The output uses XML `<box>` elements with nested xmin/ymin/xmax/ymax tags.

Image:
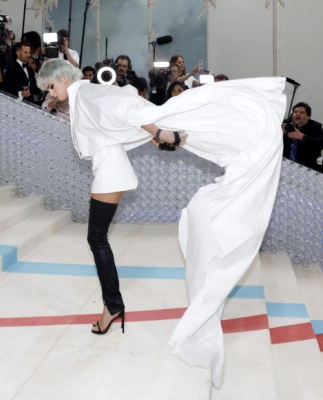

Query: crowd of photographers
<box><xmin>0</xmin><ymin>28</ymin><xmax>228</xmax><ymax>110</ymax></box>
<box><xmin>1</xmin><ymin>28</ymin><xmax>323</xmax><ymax>171</ymax></box>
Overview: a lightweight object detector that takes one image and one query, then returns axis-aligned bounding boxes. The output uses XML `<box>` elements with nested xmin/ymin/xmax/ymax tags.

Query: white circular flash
<box><xmin>97</xmin><ymin>67</ymin><xmax>117</xmax><ymax>85</ymax></box>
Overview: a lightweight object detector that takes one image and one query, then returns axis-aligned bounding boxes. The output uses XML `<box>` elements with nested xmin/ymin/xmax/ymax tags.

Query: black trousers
<box><xmin>87</xmin><ymin>198</ymin><xmax>125</xmax><ymax>315</ymax></box>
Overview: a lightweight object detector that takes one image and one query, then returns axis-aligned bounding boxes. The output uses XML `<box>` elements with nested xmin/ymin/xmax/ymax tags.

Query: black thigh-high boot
<box><xmin>87</xmin><ymin>197</ymin><xmax>125</xmax><ymax>315</ymax></box>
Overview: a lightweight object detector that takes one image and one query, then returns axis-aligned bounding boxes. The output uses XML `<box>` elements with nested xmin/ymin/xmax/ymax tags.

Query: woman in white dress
<box><xmin>37</xmin><ymin>59</ymin><xmax>286</xmax><ymax>387</ymax></box>
<box><xmin>37</xmin><ymin>59</ymin><xmax>186</xmax><ymax>335</ymax></box>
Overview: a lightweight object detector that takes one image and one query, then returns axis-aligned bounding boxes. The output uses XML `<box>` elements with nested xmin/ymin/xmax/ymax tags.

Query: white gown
<box><xmin>68</xmin><ymin>77</ymin><xmax>286</xmax><ymax>387</ymax></box>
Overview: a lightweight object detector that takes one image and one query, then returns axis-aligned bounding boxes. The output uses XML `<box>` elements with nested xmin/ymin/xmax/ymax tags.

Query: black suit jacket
<box><xmin>283</xmin><ymin>119</ymin><xmax>323</xmax><ymax>172</ymax></box>
<box><xmin>150</xmin><ymin>87</ymin><xmax>167</xmax><ymax>106</ymax></box>
<box><xmin>3</xmin><ymin>61</ymin><xmax>40</xmax><ymax>104</ymax></box>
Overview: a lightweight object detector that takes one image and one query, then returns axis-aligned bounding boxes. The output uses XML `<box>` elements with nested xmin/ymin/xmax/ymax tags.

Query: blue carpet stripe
<box><xmin>266</xmin><ymin>302</ymin><xmax>309</xmax><ymax>318</ymax></box>
<box><xmin>228</xmin><ymin>285</ymin><xmax>265</xmax><ymax>299</ymax></box>
<box><xmin>311</xmin><ymin>320</ymin><xmax>323</xmax><ymax>335</ymax></box>
<box><xmin>0</xmin><ymin>245</ymin><xmax>17</xmax><ymax>270</ymax></box>
<box><xmin>4</xmin><ymin>261</ymin><xmax>186</xmax><ymax>280</ymax></box>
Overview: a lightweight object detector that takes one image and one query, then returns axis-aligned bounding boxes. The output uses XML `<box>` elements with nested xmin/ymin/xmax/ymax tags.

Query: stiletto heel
<box><xmin>92</xmin><ymin>311</ymin><xmax>125</xmax><ymax>335</ymax></box>
<box><xmin>121</xmin><ymin>312</ymin><xmax>125</xmax><ymax>334</ymax></box>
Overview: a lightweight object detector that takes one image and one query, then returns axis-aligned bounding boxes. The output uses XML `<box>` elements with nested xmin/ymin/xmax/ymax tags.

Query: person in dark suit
<box><xmin>282</xmin><ymin>102</ymin><xmax>323</xmax><ymax>172</ymax></box>
<box><xmin>150</xmin><ymin>64</ymin><xmax>183</xmax><ymax>105</ymax></box>
<box><xmin>3</xmin><ymin>42</ymin><xmax>41</xmax><ymax>104</ymax></box>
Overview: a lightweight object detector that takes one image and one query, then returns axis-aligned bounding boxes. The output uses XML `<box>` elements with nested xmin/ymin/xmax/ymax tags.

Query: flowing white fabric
<box><xmin>68</xmin><ymin>77</ymin><xmax>286</xmax><ymax>387</ymax></box>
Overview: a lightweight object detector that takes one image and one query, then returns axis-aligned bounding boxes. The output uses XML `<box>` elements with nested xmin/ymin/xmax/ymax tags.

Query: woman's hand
<box><xmin>141</xmin><ymin>124</ymin><xmax>188</xmax><ymax>147</ymax></box>
<box><xmin>159</xmin><ymin>130</ymin><xmax>188</xmax><ymax>146</ymax></box>
<box><xmin>190</xmin><ymin>66</ymin><xmax>198</xmax><ymax>76</ymax></box>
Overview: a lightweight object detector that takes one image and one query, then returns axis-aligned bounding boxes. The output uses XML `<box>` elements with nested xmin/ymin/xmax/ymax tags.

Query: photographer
<box><xmin>282</xmin><ymin>102</ymin><xmax>323</xmax><ymax>172</ymax></box>
<box><xmin>115</xmin><ymin>55</ymin><xmax>137</xmax><ymax>87</ymax></box>
<box><xmin>149</xmin><ymin>64</ymin><xmax>182</xmax><ymax>106</ymax></box>
<box><xmin>0</xmin><ymin>26</ymin><xmax>15</xmax><ymax>82</ymax></box>
<box><xmin>57</xmin><ymin>29</ymin><xmax>79</xmax><ymax>67</ymax></box>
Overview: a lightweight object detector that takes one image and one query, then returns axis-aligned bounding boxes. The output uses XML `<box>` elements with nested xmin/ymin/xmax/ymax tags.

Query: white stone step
<box><xmin>0</xmin><ymin>196</ymin><xmax>43</xmax><ymax>234</ymax></box>
<box><xmin>211</xmin><ymin>254</ymin><xmax>278</xmax><ymax>400</ymax></box>
<box><xmin>260</xmin><ymin>251</ymin><xmax>323</xmax><ymax>399</ymax></box>
<box><xmin>0</xmin><ymin>211</ymin><xmax>211</xmax><ymax>399</ymax></box>
<box><xmin>293</xmin><ymin>263</ymin><xmax>323</xmax><ymax>330</ymax></box>
<box><xmin>0</xmin><ymin>185</ymin><xmax>16</xmax><ymax>203</ymax></box>
<box><xmin>0</xmin><ymin>207</ymin><xmax>72</xmax><ymax>260</ymax></box>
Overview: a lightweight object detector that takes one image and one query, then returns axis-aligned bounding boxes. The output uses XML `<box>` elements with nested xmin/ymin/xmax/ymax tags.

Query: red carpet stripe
<box><xmin>0</xmin><ymin>310</ymin><xmax>268</xmax><ymax>332</ymax></box>
<box><xmin>0</xmin><ymin>308</ymin><xmax>188</xmax><ymax>328</ymax></box>
<box><xmin>1</xmin><ymin>310</ymin><xmax>322</xmax><ymax>352</ymax></box>
<box><xmin>316</xmin><ymin>334</ymin><xmax>323</xmax><ymax>352</ymax></box>
<box><xmin>222</xmin><ymin>314</ymin><xmax>269</xmax><ymax>333</ymax></box>
<box><xmin>270</xmin><ymin>322</ymin><xmax>315</xmax><ymax>345</ymax></box>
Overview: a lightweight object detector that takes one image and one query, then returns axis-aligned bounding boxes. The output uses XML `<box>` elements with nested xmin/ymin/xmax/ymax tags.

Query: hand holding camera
<box><xmin>282</xmin><ymin>123</ymin><xmax>304</xmax><ymax>140</ymax></box>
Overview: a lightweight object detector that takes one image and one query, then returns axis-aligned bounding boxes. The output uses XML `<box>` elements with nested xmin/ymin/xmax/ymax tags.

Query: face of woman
<box><xmin>46</xmin><ymin>78</ymin><xmax>70</xmax><ymax>101</ymax></box>
<box><xmin>176</xmin><ymin>57</ymin><xmax>185</xmax><ymax>74</ymax></box>
<box><xmin>171</xmin><ymin>84</ymin><xmax>184</xmax><ymax>97</ymax></box>
<box><xmin>28</xmin><ymin>57</ymin><xmax>36</xmax><ymax>71</ymax></box>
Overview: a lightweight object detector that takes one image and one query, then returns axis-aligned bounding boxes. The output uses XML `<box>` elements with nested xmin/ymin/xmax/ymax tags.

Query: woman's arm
<box><xmin>141</xmin><ymin>123</ymin><xmax>187</xmax><ymax>145</ymax></box>
<box><xmin>142</xmin><ymin>124</ymin><xmax>187</xmax><ymax>145</ymax></box>
<box><xmin>177</xmin><ymin>66</ymin><xmax>199</xmax><ymax>87</ymax></box>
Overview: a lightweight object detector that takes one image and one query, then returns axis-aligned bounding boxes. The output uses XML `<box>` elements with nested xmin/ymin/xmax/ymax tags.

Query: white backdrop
<box><xmin>207</xmin><ymin>0</ymin><xmax>323</xmax><ymax>121</ymax></box>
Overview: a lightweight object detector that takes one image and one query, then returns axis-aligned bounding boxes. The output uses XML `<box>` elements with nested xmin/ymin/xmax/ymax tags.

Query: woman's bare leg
<box><xmin>91</xmin><ymin>192</ymin><xmax>123</xmax><ymax>204</ymax></box>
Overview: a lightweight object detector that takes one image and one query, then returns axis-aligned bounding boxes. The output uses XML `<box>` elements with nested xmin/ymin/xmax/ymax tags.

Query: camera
<box><xmin>149</xmin><ymin>68</ymin><xmax>171</xmax><ymax>89</ymax></box>
<box><xmin>285</xmin><ymin>122</ymin><xmax>296</xmax><ymax>133</ymax></box>
<box><xmin>102</xmin><ymin>57</ymin><xmax>137</xmax><ymax>85</ymax></box>
<box><xmin>0</xmin><ymin>15</ymin><xmax>11</xmax><ymax>70</ymax></box>
<box><xmin>100</xmin><ymin>69</ymin><xmax>115</xmax><ymax>84</ymax></box>
<box><xmin>0</xmin><ymin>15</ymin><xmax>11</xmax><ymax>44</ymax></box>
<box><xmin>42</xmin><ymin>32</ymin><xmax>60</xmax><ymax>58</ymax></box>
<box><xmin>125</xmin><ymin>70</ymin><xmax>137</xmax><ymax>84</ymax></box>
<box><xmin>149</xmin><ymin>61</ymin><xmax>170</xmax><ymax>89</ymax></box>
<box><xmin>101</xmin><ymin>59</ymin><xmax>118</xmax><ymax>83</ymax></box>
<box><xmin>0</xmin><ymin>26</ymin><xmax>7</xmax><ymax>42</ymax></box>
<box><xmin>103</xmin><ymin>57</ymin><xmax>117</xmax><ymax>69</ymax></box>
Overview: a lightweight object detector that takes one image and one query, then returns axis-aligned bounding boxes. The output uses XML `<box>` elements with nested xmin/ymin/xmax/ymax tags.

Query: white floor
<box><xmin>1</xmin><ymin>185</ymin><xmax>323</xmax><ymax>400</ymax></box>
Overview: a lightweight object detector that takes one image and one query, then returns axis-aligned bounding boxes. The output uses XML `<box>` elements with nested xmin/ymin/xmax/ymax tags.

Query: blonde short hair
<box><xmin>37</xmin><ymin>58</ymin><xmax>83</xmax><ymax>89</ymax></box>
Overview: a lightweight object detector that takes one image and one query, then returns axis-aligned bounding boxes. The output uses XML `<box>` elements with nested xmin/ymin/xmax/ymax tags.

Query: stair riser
<box><xmin>0</xmin><ymin>201</ymin><xmax>42</xmax><ymax>235</ymax></box>
<box><xmin>0</xmin><ymin>186</ymin><xmax>16</xmax><ymax>203</ymax></box>
<box><xmin>16</xmin><ymin>212</ymin><xmax>72</xmax><ymax>259</ymax></box>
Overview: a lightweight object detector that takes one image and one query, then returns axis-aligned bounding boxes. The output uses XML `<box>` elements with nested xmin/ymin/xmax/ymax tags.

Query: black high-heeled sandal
<box><xmin>92</xmin><ymin>311</ymin><xmax>125</xmax><ymax>335</ymax></box>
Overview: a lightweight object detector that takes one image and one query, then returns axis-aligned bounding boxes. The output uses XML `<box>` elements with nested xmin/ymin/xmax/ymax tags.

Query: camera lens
<box><xmin>101</xmin><ymin>71</ymin><xmax>113</xmax><ymax>83</ymax></box>
<box><xmin>155</xmin><ymin>76</ymin><xmax>163</xmax><ymax>85</ymax></box>
<box><xmin>45</xmin><ymin>46</ymin><xmax>59</xmax><ymax>58</ymax></box>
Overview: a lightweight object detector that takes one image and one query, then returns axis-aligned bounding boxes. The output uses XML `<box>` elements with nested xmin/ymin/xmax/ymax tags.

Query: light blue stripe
<box><xmin>0</xmin><ymin>245</ymin><xmax>17</xmax><ymax>270</ymax></box>
<box><xmin>266</xmin><ymin>302</ymin><xmax>309</xmax><ymax>318</ymax></box>
<box><xmin>311</xmin><ymin>320</ymin><xmax>323</xmax><ymax>335</ymax></box>
<box><xmin>117</xmin><ymin>266</ymin><xmax>185</xmax><ymax>280</ymax></box>
<box><xmin>5</xmin><ymin>261</ymin><xmax>97</xmax><ymax>276</ymax></box>
<box><xmin>228</xmin><ymin>285</ymin><xmax>265</xmax><ymax>299</ymax></box>
<box><xmin>4</xmin><ymin>261</ymin><xmax>185</xmax><ymax>279</ymax></box>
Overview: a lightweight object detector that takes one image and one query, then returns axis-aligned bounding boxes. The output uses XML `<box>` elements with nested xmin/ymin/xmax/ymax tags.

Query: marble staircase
<box><xmin>1</xmin><ymin>184</ymin><xmax>323</xmax><ymax>399</ymax></box>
